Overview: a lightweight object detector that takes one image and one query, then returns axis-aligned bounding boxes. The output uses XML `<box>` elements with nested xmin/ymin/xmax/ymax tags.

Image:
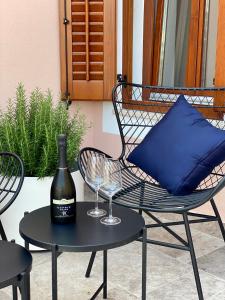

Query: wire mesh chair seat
<box><xmin>79</xmin><ymin>83</ymin><xmax>225</xmax><ymax>300</ymax></box>
<box><xmin>0</xmin><ymin>152</ymin><xmax>25</xmax><ymax>240</ymax></box>
<box><xmin>113</xmin><ymin>170</ymin><xmax>217</xmax><ymax>213</ymax></box>
<box><xmin>79</xmin><ymin>147</ymin><xmax>218</xmax><ymax>213</ymax></box>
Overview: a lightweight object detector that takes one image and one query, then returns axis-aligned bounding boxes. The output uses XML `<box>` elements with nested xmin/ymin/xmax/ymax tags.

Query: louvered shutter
<box><xmin>60</xmin><ymin>0</ymin><xmax>116</xmax><ymax>101</ymax></box>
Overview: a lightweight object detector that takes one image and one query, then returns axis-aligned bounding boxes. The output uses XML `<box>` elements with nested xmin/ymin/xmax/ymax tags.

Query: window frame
<box><xmin>122</xmin><ymin>0</ymin><xmax>225</xmax><ymax>119</ymax></box>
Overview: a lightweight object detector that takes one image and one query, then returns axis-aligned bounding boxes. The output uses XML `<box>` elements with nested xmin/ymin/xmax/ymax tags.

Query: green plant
<box><xmin>0</xmin><ymin>84</ymin><xmax>87</xmax><ymax>177</ymax></box>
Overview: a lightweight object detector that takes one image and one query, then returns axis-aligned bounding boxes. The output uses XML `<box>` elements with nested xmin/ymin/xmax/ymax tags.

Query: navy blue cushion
<box><xmin>127</xmin><ymin>95</ymin><xmax>225</xmax><ymax>195</ymax></box>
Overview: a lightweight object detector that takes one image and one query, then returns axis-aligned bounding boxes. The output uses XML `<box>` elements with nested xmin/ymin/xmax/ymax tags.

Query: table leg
<box><xmin>85</xmin><ymin>252</ymin><xmax>97</xmax><ymax>278</ymax></box>
<box><xmin>52</xmin><ymin>245</ymin><xmax>58</xmax><ymax>300</ymax></box>
<box><xmin>89</xmin><ymin>251</ymin><xmax>107</xmax><ymax>300</ymax></box>
<box><xmin>25</xmin><ymin>240</ymin><xmax>29</xmax><ymax>251</ymax></box>
<box><xmin>103</xmin><ymin>250</ymin><xmax>107</xmax><ymax>299</ymax></box>
<box><xmin>142</xmin><ymin>227</ymin><xmax>147</xmax><ymax>300</ymax></box>
<box><xmin>12</xmin><ymin>285</ymin><xmax>18</xmax><ymax>300</ymax></box>
<box><xmin>24</xmin><ymin>213</ymin><xmax>30</xmax><ymax>253</ymax></box>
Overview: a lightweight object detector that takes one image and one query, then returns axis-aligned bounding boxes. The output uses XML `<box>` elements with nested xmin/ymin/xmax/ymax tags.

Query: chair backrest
<box><xmin>112</xmin><ymin>82</ymin><xmax>225</xmax><ymax>190</ymax></box>
<box><xmin>0</xmin><ymin>152</ymin><xmax>24</xmax><ymax>215</ymax></box>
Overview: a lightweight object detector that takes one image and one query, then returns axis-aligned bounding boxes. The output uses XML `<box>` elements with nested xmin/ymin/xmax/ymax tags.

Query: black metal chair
<box><xmin>78</xmin><ymin>83</ymin><xmax>225</xmax><ymax>300</ymax></box>
<box><xmin>0</xmin><ymin>239</ymin><xmax>32</xmax><ymax>300</ymax></box>
<box><xmin>0</xmin><ymin>152</ymin><xmax>25</xmax><ymax>241</ymax></box>
<box><xmin>0</xmin><ymin>152</ymin><xmax>31</xmax><ymax>299</ymax></box>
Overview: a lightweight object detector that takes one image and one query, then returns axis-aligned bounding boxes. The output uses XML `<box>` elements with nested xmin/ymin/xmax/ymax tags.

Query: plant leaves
<box><xmin>0</xmin><ymin>84</ymin><xmax>88</xmax><ymax>177</ymax></box>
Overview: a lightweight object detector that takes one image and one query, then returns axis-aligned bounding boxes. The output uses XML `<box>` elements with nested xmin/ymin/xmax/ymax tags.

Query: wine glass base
<box><xmin>100</xmin><ymin>216</ymin><xmax>121</xmax><ymax>226</ymax></box>
<box><xmin>87</xmin><ymin>208</ymin><xmax>107</xmax><ymax>218</ymax></box>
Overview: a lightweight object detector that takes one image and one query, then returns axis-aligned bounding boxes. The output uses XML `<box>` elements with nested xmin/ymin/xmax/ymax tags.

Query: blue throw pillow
<box><xmin>127</xmin><ymin>95</ymin><xmax>225</xmax><ymax>195</ymax></box>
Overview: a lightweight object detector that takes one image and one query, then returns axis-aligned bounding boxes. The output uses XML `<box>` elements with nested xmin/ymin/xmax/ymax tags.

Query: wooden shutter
<box><xmin>60</xmin><ymin>0</ymin><xmax>116</xmax><ymax>101</ymax></box>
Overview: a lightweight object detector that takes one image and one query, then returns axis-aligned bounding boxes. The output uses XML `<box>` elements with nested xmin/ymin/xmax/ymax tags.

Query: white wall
<box><xmin>132</xmin><ymin>0</ymin><xmax>144</xmax><ymax>84</ymax></box>
<box><xmin>205</xmin><ymin>0</ymin><xmax>218</xmax><ymax>86</ymax></box>
<box><xmin>103</xmin><ymin>0</ymin><xmax>144</xmax><ymax>135</ymax></box>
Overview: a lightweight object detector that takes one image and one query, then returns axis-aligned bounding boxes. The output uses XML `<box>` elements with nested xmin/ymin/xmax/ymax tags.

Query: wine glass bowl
<box><xmin>100</xmin><ymin>182</ymin><xmax>121</xmax><ymax>198</ymax></box>
<box><xmin>100</xmin><ymin>159</ymin><xmax>122</xmax><ymax>225</ymax></box>
<box><xmin>85</xmin><ymin>154</ymin><xmax>107</xmax><ymax>218</ymax></box>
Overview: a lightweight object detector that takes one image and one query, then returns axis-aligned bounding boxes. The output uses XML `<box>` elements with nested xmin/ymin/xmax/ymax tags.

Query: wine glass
<box><xmin>100</xmin><ymin>159</ymin><xmax>122</xmax><ymax>225</ymax></box>
<box><xmin>85</xmin><ymin>153</ymin><xmax>107</xmax><ymax>217</ymax></box>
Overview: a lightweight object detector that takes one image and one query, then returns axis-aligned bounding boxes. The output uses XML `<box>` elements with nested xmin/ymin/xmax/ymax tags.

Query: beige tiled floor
<box><xmin>1</xmin><ymin>188</ymin><xmax>225</xmax><ymax>299</ymax></box>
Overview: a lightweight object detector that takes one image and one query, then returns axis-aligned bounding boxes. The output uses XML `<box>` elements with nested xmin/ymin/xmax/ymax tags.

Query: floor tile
<box><xmin>7</xmin><ymin>235</ymin><xmax>225</xmax><ymax>300</ymax></box>
<box><xmin>197</xmin><ymin>246</ymin><xmax>225</xmax><ymax>280</ymax></box>
<box><xmin>87</xmin><ymin>242</ymin><xmax>195</xmax><ymax>297</ymax></box>
<box><xmin>31</xmin><ymin>250</ymin><xmax>52</xmax><ymax>266</ymax></box>
<box><xmin>149</xmin><ymin>269</ymin><xmax>225</xmax><ymax>300</ymax></box>
<box><xmin>146</xmin><ymin>224</ymin><xmax>224</xmax><ymax>263</ymax></box>
<box><xmin>0</xmin><ymin>289</ymin><xmax>11</xmax><ymax>300</ymax></box>
<box><xmin>95</xmin><ymin>286</ymin><xmax>138</xmax><ymax>300</ymax></box>
<box><xmin>209</xmin><ymin>289</ymin><xmax>225</xmax><ymax>300</ymax></box>
<box><xmin>177</xmin><ymin>232</ymin><xmax>225</xmax><ymax>264</ymax></box>
<box><xmin>188</xmin><ymin>220</ymin><xmax>225</xmax><ymax>240</ymax></box>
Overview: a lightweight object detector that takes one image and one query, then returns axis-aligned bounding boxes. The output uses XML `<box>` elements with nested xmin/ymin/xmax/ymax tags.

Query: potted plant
<box><xmin>0</xmin><ymin>84</ymin><xmax>87</xmax><ymax>246</ymax></box>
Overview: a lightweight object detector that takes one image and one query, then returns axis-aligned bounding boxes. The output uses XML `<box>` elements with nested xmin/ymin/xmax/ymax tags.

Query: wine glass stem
<box><xmin>95</xmin><ymin>188</ymin><xmax>99</xmax><ymax>210</ymax></box>
<box><xmin>109</xmin><ymin>196</ymin><xmax>113</xmax><ymax>218</ymax></box>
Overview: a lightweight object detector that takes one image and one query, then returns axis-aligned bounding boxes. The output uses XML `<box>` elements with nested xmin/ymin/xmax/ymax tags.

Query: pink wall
<box><xmin>70</xmin><ymin>101</ymin><xmax>121</xmax><ymax>158</ymax></box>
<box><xmin>77</xmin><ymin>101</ymin><xmax>122</xmax><ymax>158</ymax></box>
<box><xmin>0</xmin><ymin>0</ymin><xmax>61</xmax><ymax>104</ymax></box>
<box><xmin>1</xmin><ymin>0</ymin><xmax>225</xmax><ymax>220</ymax></box>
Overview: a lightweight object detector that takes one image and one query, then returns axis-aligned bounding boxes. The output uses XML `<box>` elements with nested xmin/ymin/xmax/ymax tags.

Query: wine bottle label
<box><xmin>52</xmin><ymin>201</ymin><xmax>76</xmax><ymax>220</ymax></box>
<box><xmin>52</xmin><ymin>198</ymin><xmax>74</xmax><ymax>205</ymax></box>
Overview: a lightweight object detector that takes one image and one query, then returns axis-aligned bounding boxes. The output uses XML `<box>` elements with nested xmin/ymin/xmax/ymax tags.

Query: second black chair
<box><xmin>0</xmin><ymin>240</ymin><xmax>32</xmax><ymax>300</ymax></box>
<box><xmin>79</xmin><ymin>83</ymin><xmax>225</xmax><ymax>300</ymax></box>
<box><xmin>0</xmin><ymin>152</ymin><xmax>25</xmax><ymax>240</ymax></box>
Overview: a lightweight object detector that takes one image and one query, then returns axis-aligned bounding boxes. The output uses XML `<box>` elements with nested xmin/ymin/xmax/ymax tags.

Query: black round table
<box><xmin>19</xmin><ymin>202</ymin><xmax>146</xmax><ymax>300</ymax></box>
<box><xmin>0</xmin><ymin>240</ymin><xmax>32</xmax><ymax>300</ymax></box>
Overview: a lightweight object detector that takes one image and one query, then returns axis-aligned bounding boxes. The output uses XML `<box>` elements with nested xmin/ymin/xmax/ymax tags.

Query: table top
<box><xmin>19</xmin><ymin>202</ymin><xmax>145</xmax><ymax>252</ymax></box>
<box><xmin>0</xmin><ymin>241</ymin><xmax>32</xmax><ymax>288</ymax></box>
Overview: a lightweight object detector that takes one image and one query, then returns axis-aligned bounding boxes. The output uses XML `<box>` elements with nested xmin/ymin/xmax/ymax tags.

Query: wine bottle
<box><xmin>50</xmin><ymin>134</ymin><xmax>76</xmax><ymax>223</ymax></box>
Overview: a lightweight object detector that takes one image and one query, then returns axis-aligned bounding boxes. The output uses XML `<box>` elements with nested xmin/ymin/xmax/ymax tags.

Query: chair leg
<box><xmin>183</xmin><ymin>213</ymin><xmax>204</xmax><ymax>300</ymax></box>
<box><xmin>0</xmin><ymin>220</ymin><xmax>7</xmax><ymax>240</ymax></box>
<box><xmin>24</xmin><ymin>273</ymin><xmax>30</xmax><ymax>300</ymax></box>
<box><xmin>20</xmin><ymin>272</ymin><xmax>30</xmax><ymax>300</ymax></box>
<box><xmin>210</xmin><ymin>198</ymin><xmax>225</xmax><ymax>242</ymax></box>
<box><xmin>142</xmin><ymin>227</ymin><xmax>147</xmax><ymax>300</ymax></box>
<box><xmin>85</xmin><ymin>252</ymin><xmax>97</xmax><ymax>278</ymax></box>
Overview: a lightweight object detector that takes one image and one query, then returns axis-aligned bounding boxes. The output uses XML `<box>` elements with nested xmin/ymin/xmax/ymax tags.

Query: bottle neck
<box><xmin>58</xmin><ymin>144</ymin><xmax>67</xmax><ymax>168</ymax></box>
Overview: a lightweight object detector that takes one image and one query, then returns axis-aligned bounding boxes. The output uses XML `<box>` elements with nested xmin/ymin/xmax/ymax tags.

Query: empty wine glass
<box><xmin>85</xmin><ymin>153</ymin><xmax>107</xmax><ymax>217</ymax></box>
<box><xmin>100</xmin><ymin>159</ymin><xmax>122</xmax><ymax>225</ymax></box>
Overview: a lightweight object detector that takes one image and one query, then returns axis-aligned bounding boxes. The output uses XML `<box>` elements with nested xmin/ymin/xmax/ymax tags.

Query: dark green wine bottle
<box><xmin>50</xmin><ymin>134</ymin><xmax>76</xmax><ymax>223</ymax></box>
